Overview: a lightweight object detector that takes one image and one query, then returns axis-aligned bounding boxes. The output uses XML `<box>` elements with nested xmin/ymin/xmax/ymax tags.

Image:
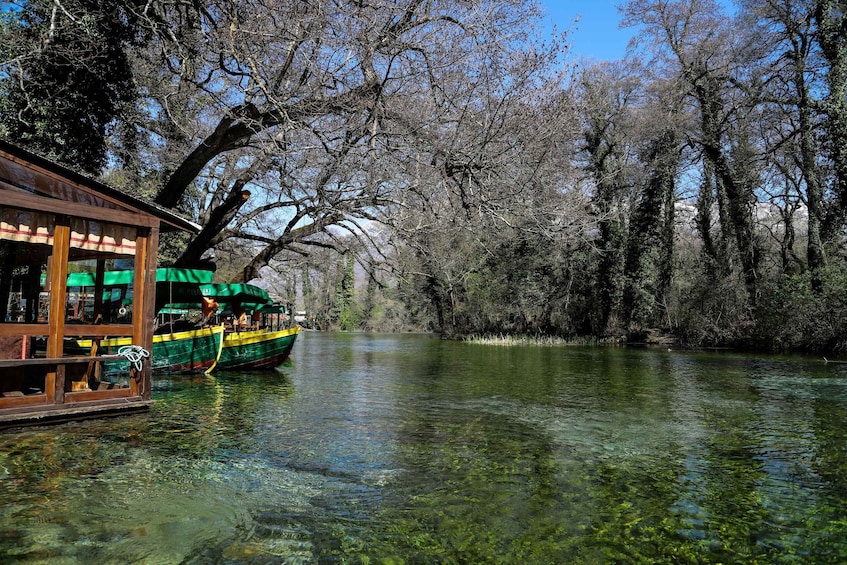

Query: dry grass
<box><xmin>462</xmin><ymin>334</ymin><xmax>623</xmax><ymax>346</ymax></box>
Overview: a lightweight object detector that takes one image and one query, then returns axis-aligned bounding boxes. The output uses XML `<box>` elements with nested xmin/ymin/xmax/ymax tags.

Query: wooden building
<box><xmin>0</xmin><ymin>140</ymin><xmax>198</xmax><ymax>428</ymax></box>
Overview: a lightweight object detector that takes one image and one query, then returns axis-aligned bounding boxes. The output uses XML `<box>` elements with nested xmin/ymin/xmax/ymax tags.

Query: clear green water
<box><xmin>2</xmin><ymin>333</ymin><xmax>847</xmax><ymax>564</ymax></box>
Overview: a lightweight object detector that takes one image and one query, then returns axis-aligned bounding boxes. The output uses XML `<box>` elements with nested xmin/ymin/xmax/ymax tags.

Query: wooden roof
<box><xmin>0</xmin><ymin>138</ymin><xmax>199</xmax><ymax>233</ymax></box>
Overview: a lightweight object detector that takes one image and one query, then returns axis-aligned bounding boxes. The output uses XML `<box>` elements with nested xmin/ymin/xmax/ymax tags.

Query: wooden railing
<box><xmin>0</xmin><ymin>353</ymin><xmax>139</xmax><ymax>409</ymax></box>
<box><xmin>0</xmin><ymin>323</ymin><xmax>133</xmax><ymax>337</ymax></box>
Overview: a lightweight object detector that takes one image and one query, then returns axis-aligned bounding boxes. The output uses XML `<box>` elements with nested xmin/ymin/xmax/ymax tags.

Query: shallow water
<box><xmin>1</xmin><ymin>333</ymin><xmax>847</xmax><ymax>563</ymax></box>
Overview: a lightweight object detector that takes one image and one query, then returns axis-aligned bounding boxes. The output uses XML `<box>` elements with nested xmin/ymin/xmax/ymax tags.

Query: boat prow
<box><xmin>217</xmin><ymin>326</ymin><xmax>301</xmax><ymax>370</ymax></box>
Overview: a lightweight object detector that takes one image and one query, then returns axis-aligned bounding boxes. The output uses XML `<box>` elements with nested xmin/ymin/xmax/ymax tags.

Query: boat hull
<box><xmin>217</xmin><ymin>326</ymin><xmax>300</xmax><ymax>370</ymax></box>
<box><xmin>78</xmin><ymin>326</ymin><xmax>224</xmax><ymax>375</ymax></box>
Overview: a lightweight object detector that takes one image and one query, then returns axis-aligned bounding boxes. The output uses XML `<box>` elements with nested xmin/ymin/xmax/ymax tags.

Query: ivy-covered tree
<box><xmin>333</xmin><ymin>255</ymin><xmax>358</xmax><ymax>331</ymax></box>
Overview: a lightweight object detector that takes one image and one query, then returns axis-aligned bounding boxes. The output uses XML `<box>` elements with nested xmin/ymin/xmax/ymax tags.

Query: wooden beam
<box><xmin>65</xmin><ymin>389</ymin><xmax>134</xmax><ymax>402</ymax></box>
<box><xmin>46</xmin><ymin>223</ymin><xmax>69</xmax><ymax>357</ymax></box>
<box><xmin>0</xmin><ymin>190</ymin><xmax>158</xmax><ymax>228</ymax></box>
<box><xmin>64</xmin><ymin>324</ymin><xmax>134</xmax><ymax>337</ymax></box>
<box><xmin>0</xmin><ymin>356</ymin><xmax>118</xmax><ymax>368</ymax></box>
<box><xmin>142</xmin><ymin>227</ymin><xmax>159</xmax><ymax>400</ymax></box>
<box><xmin>52</xmin><ymin>365</ymin><xmax>64</xmax><ymax>405</ymax></box>
<box><xmin>132</xmin><ymin>227</ymin><xmax>158</xmax><ymax>400</ymax></box>
<box><xmin>0</xmin><ymin>397</ymin><xmax>151</xmax><ymax>427</ymax></box>
<box><xmin>0</xmin><ymin>323</ymin><xmax>134</xmax><ymax>337</ymax></box>
<box><xmin>45</xmin><ymin>219</ymin><xmax>70</xmax><ymax>404</ymax></box>
<box><xmin>0</xmin><ymin>324</ymin><xmax>43</xmax><ymax>337</ymax></box>
<box><xmin>0</xmin><ymin>394</ymin><xmax>47</xmax><ymax>409</ymax></box>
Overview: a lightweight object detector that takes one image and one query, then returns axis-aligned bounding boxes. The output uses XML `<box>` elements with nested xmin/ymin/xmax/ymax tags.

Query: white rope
<box><xmin>112</xmin><ymin>345</ymin><xmax>150</xmax><ymax>372</ymax></box>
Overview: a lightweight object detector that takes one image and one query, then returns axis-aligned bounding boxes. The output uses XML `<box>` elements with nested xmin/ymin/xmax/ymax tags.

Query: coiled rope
<box><xmin>106</xmin><ymin>345</ymin><xmax>150</xmax><ymax>372</ymax></box>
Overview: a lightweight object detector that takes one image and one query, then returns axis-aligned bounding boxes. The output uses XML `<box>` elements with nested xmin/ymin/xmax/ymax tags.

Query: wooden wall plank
<box><xmin>0</xmin><ymin>190</ymin><xmax>157</xmax><ymax>228</ymax></box>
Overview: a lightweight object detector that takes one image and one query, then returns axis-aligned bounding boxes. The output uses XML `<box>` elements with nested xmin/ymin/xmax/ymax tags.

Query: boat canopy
<box><xmin>256</xmin><ymin>303</ymin><xmax>286</xmax><ymax>314</ymax></box>
<box><xmin>64</xmin><ymin>268</ymin><xmax>214</xmax><ymax>287</ymax></box>
<box><xmin>199</xmin><ymin>283</ymin><xmax>270</xmax><ymax>304</ymax></box>
<box><xmin>61</xmin><ymin>269</ymin><xmax>275</xmax><ymax>315</ymax></box>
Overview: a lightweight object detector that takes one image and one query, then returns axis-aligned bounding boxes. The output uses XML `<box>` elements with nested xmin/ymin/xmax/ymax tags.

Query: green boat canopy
<box><xmin>256</xmin><ymin>303</ymin><xmax>286</xmax><ymax>314</ymax></box>
<box><xmin>63</xmin><ymin>268</ymin><xmax>215</xmax><ymax>287</ymax></box>
<box><xmin>199</xmin><ymin>283</ymin><xmax>270</xmax><ymax>304</ymax></box>
<box><xmin>155</xmin><ymin>268</ymin><xmax>215</xmax><ymax>284</ymax></box>
<box><xmin>59</xmin><ymin>269</ymin><xmax>276</xmax><ymax>314</ymax></box>
<box><xmin>159</xmin><ymin>283</ymin><xmax>274</xmax><ymax>314</ymax></box>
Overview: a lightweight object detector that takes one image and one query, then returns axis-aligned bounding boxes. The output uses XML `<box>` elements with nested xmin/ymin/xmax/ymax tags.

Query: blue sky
<box><xmin>537</xmin><ymin>1</ymin><xmax>737</xmax><ymax>61</ymax></box>
<box><xmin>537</xmin><ymin>1</ymin><xmax>633</xmax><ymax>61</ymax></box>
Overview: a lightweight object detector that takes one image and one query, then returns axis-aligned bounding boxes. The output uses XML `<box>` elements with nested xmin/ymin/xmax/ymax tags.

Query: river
<box><xmin>1</xmin><ymin>332</ymin><xmax>846</xmax><ymax>563</ymax></box>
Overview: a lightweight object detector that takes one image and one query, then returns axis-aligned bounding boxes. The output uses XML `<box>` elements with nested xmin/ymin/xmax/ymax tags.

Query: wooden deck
<box><xmin>0</xmin><ymin>397</ymin><xmax>153</xmax><ymax>429</ymax></box>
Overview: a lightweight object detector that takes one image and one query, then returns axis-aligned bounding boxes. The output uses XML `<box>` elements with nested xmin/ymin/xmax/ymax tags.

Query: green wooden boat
<box><xmin>67</xmin><ymin>268</ymin><xmax>224</xmax><ymax>375</ymax></box>
<box><xmin>76</xmin><ymin>325</ymin><xmax>225</xmax><ymax>375</ymax></box>
<box><xmin>70</xmin><ymin>270</ymin><xmax>299</xmax><ymax>372</ymax></box>
<box><xmin>216</xmin><ymin>325</ymin><xmax>301</xmax><ymax>370</ymax></box>
<box><xmin>194</xmin><ymin>282</ymin><xmax>300</xmax><ymax>370</ymax></box>
<box><xmin>146</xmin><ymin>277</ymin><xmax>300</xmax><ymax>371</ymax></box>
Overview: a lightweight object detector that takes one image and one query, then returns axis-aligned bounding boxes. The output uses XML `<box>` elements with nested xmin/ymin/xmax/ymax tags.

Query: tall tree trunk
<box><xmin>696</xmin><ymin>160</ymin><xmax>719</xmax><ymax>271</ymax></box>
<box><xmin>694</xmin><ymin>75</ymin><xmax>760</xmax><ymax>305</ymax></box>
<box><xmin>816</xmin><ymin>1</ymin><xmax>847</xmax><ymax>242</ymax></box>
<box><xmin>786</xmin><ymin>9</ymin><xmax>827</xmax><ymax>274</ymax></box>
<box><xmin>622</xmin><ymin>129</ymin><xmax>679</xmax><ymax>331</ymax></box>
<box><xmin>595</xmin><ymin>181</ymin><xmax>626</xmax><ymax>335</ymax></box>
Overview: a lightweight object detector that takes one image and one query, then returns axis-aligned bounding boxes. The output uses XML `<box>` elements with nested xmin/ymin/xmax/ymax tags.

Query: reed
<box><xmin>462</xmin><ymin>333</ymin><xmax>620</xmax><ymax>346</ymax></box>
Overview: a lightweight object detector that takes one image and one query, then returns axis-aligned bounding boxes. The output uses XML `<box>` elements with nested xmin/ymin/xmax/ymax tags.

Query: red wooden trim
<box><xmin>65</xmin><ymin>388</ymin><xmax>134</xmax><ymax>402</ymax></box>
<box><xmin>0</xmin><ymin>394</ymin><xmax>47</xmax><ymax>409</ymax></box>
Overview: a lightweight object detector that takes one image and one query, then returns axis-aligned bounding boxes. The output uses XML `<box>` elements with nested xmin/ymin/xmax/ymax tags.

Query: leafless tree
<box><xmin>624</xmin><ymin>0</ymin><xmax>766</xmax><ymax>305</ymax></box>
<box><xmin>121</xmin><ymin>0</ymin><xmax>560</xmax><ymax>283</ymax></box>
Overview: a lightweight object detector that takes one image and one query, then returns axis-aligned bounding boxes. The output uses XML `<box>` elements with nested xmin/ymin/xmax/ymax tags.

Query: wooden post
<box><xmin>133</xmin><ymin>226</ymin><xmax>158</xmax><ymax>400</ymax></box>
<box><xmin>93</xmin><ymin>259</ymin><xmax>105</xmax><ymax>321</ymax></box>
<box><xmin>0</xmin><ymin>241</ymin><xmax>14</xmax><ymax>322</ymax></box>
<box><xmin>46</xmin><ymin>218</ymin><xmax>71</xmax><ymax>404</ymax></box>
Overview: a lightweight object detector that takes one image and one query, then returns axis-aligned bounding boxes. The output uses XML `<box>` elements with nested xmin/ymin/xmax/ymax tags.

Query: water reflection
<box><xmin>0</xmin><ymin>334</ymin><xmax>846</xmax><ymax>562</ymax></box>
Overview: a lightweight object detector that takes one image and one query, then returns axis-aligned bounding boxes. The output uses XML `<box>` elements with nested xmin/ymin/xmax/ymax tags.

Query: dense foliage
<box><xmin>0</xmin><ymin>0</ymin><xmax>145</xmax><ymax>173</ymax></box>
<box><xmin>381</xmin><ymin>0</ymin><xmax>847</xmax><ymax>352</ymax></box>
<box><xmin>0</xmin><ymin>0</ymin><xmax>846</xmax><ymax>351</ymax></box>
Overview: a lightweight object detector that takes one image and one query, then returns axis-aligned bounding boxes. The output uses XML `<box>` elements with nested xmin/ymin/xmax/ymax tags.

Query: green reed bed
<box><xmin>463</xmin><ymin>333</ymin><xmax>621</xmax><ymax>346</ymax></box>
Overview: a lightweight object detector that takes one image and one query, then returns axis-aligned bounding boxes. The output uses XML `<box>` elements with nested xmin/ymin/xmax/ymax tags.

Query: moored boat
<box><xmin>197</xmin><ymin>283</ymin><xmax>300</xmax><ymax>370</ymax></box>
<box><xmin>217</xmin><ymin>325</ymin><xmax>301</xmax><ymax>370</ymax></box>
<box><xmin>70</xmin><ymin>271</ymin><xmax>301</xmax><ymax>372</ymax></box>
<box><xmin>75</xmin><ymin>324</ymin><xmax>225</xmax><ymax>376</ymax></box>
<box><xmin>65</xmin><ymin>268</ymin><xmax>226</xmax><ymax>376</ymax></box>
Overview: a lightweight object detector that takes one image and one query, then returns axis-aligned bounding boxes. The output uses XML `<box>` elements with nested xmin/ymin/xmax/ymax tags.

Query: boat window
<box><xmin>0</xmin><ymin>237</ymin><xmax>49</xmax><ymax>396</ymax></box>
<box><xmin>0</xmin><ymin>239</ymin><xmax>49</xmax><ymax>324</ymax></box>
<box><xmin>64</xmin><ymin>257</ymin><xmax>137</xmax><ymax>325</ymax></box>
